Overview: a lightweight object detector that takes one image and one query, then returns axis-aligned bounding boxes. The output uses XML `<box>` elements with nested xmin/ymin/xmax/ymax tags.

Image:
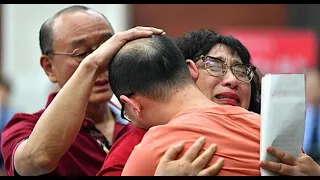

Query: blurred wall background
<box><xmin>0</xmin><ymin>4</ymin><xmax>319</xmax><ymax>113</ymax></box>
<box><xmin>132</xmin><ymin>4</ymin><xmax>287</xmax><ymax>38</ymax></box>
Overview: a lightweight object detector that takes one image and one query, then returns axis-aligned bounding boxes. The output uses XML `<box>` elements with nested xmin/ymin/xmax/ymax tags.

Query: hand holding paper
<box><xmin>259</xmin><ymin>146</ymin><xmax>320</xmax><ymax>176</ymax></box>
<box><xmin>260</xmin><ymin>74</ymin><xmax>306</xmax><ymax>176</ymax></box>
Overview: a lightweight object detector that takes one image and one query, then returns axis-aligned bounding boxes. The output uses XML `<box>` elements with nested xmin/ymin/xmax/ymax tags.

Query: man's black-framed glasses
<box><xmin>120</xmin><ymin>93</ymin><xmax>135</xmax><ymax>122</ymax></box>
<box><xmin>196</xmin><ymin>55</ymin><xmax>256</xmax><ymax>82</ymax></box>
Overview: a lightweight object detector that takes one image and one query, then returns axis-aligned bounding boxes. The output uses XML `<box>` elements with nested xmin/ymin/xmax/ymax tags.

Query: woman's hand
<box><xmin>155</xmin><ymin>136</ymin><xmax>224</xmax><ymax>176</ymax></box>
<box><xmin>260</xmin><ymin>146</ymin><xmax>320</xmax><ymax>176</ymax></box>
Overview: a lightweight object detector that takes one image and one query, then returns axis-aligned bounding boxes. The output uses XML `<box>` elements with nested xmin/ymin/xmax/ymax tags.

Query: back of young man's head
<box><xmin>109</xmin><ymin>34</ymin><xmax>193</xmax><ymax>101</ymax></box>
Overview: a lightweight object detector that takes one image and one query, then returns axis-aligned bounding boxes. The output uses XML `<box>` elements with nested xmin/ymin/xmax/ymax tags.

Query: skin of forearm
<box><xmin>14</xmin><ymin>60</ymin><xmax>100</xmax><ymax>176</ymax></box>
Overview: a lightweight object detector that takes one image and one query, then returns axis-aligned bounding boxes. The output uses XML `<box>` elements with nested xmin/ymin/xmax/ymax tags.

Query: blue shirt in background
<box><xmin>303</xmin><ymin>105</ymin><xmax>320</xmax><ymax>159</ymax></box>
<box><xmin>0</xmin><ymin>106</ymin><xmax>15</xmax><ymax>167</ymax></box>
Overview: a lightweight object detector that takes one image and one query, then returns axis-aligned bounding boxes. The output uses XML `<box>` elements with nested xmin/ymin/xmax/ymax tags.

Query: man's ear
<box><xmin>119</xmin><ymin>95</ymin><xmax>143</xmax><ymax>118</ymax></box>
<box><xmin>186</xmin><ymin>59</ymin><xmax>199</xmax><ymax>82</ymax></box>
<box><xmin>40</xmin><ymin>55</ymin><xmax>57</xmax><ymax>83</ymax></box>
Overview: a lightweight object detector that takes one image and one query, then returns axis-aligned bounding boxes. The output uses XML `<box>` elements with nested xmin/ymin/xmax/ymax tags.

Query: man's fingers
<box><xmin>192</xmin><ymin>144</ymin><xmax>217</xmax><ymax>170</ymax></box>
<box><xmin>182</xmin><ymin>136</ymin><xmax>206</xmax><ymax>162</ymax></box>
<box><xmin>159</xmin><ymin>141</ymin><xmax>184</xmax><ymax>164</ymax></box>
<box><xmin>91</xmin><ymin>26</ymin><xmax>165</xmax><ymax>66</ymax></box>
<box><xmin>110</xmin><ymin>27</ymin><xmax>164</xmax><ymax>48</ymax></box>
<box><xmin>198</xmin><ymin>158</ymin><xmax>224</xmax><ymax>176</ymax></box>
<box><xmin>133</xmin><ymin>26</ymin><xmax>164</xmax><ymax>34</ymax></box>
<box><xmin>267</xmin><ymin>146</ymin><xmax>296</xmax><ymax>165</ymax></box>
<box><xmin>124</xmin><ymin>27</ymin><xmax>164</xmax><ymax>41</ymax></box>
<box><xmin>259</xmin><ymin>160</ymin><xmax>295</xmax><ymax>176</ymax></box>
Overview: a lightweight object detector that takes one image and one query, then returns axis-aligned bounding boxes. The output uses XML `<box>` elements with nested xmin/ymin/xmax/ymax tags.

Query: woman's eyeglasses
<box><xmin>196</xmin><ymin>55</ymin><xmax>256</xmax><ymax>82</ymax></box>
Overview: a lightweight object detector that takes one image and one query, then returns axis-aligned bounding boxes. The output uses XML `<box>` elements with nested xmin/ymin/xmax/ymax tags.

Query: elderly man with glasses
<box><xmin>0</xmin><ymin>5</ymin><xmax>136</xmax><ymax>176</ymax></box>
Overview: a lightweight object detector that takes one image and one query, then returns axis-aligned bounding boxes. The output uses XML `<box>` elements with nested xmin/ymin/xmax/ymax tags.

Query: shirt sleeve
<box><xmin>1</xmin><ymin>112</ymin><xmax>39</xmax><ymax>176</ymax></box>
<box><xmin>97</xmin><ymin>128</ymin><xmax>146</xmax><ymax>176</ymax></box>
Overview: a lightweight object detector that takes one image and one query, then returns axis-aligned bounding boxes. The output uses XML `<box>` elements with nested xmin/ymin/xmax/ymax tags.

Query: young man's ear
<box><xmin>186</xmin><ymin>59</ymin><xmax>199</xmax><ymax>82</ymax></box>
<box><xmin>119</xmin><ymin>95</ymin><xmax>143</xmax><ymax>119</ymax></box>
<box><xmin>40</xmin><ymin>55</ymin><xmax>58</xmax><ymax>83</ymax></box>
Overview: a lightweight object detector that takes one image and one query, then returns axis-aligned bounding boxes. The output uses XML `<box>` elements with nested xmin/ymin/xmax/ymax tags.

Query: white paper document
<box><xmin>260</xmin><ymin>74</ymin><xmax>306</xmax><ymax>176</ymax></box>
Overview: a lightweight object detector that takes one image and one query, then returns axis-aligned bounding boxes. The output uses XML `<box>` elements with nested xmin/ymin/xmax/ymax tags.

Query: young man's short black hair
<box><xmin>109</xmin><ymin>34</ymin><xmax>194</xmax><ymax>101</ymax></box>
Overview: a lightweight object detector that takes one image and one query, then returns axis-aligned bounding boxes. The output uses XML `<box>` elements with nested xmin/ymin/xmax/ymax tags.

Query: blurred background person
<box><xmin>304</xmin><ymin>68</ymin><xmax>320</xmax><ymax>164</ymax></box>
<box><xmin>0</xmin><ymin>75</ymin><xmax>15</xmax><ymax>176</ymax></box>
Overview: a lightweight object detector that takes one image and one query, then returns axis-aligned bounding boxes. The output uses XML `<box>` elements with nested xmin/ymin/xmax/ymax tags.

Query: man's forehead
<box><xmin>56</xmin><ymin>9</ymin><xmax>106</xmax><ymax>22</ymax></box>
<box><xmin>70</xmin><ymin>32</ymin><xmax>113</xmax><ymax>46</ymax></box>
<box><xmin>52</xmin><ymin>12</ymin><xmax>113</xmax><ymax>47</ymax></box>
<box><xmin>52</xmin><ymin>11</ymin><xmax>113</xmax><ymax>35</ymax></box>
<box><xmin>52</xmin><ymin>30</ymin><xmax>113</xmax><ymax>49</ymax></box>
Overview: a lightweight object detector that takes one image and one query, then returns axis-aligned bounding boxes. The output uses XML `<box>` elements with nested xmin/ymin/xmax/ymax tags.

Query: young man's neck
<box><xmin>151</xmin><ymin>84</ymin><xmax>218</xmax><ymax>124</ymax></box>
<box><xmin>171</xmin><ymin>84</ymin><xmax>217</xmax><ymax>111</ymax></box>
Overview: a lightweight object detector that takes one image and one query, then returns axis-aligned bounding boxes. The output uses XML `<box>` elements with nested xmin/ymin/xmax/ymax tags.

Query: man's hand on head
<box><xmin>81</xmin><ymin>26</ymin><xmax>165</xmax><ymax>74</ymax></box>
